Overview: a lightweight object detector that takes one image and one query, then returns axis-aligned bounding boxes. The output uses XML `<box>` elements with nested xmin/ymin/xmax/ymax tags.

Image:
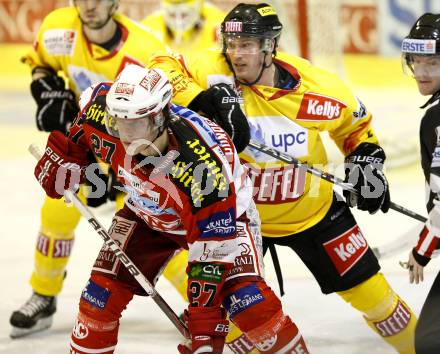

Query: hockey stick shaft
<box><xmin>371</xmin><ymin>224</ymin><xmax>420</xmax><ymax>259</ymax></box>
<box><xmin>28</xmin><ymin>144</ymin><xmax>190</xmax><ymax>339</ymax></box>
<box><xmin>248</xmin><ymin>140</ymin><xmax>427</xmax><ymax>223</ymax></box>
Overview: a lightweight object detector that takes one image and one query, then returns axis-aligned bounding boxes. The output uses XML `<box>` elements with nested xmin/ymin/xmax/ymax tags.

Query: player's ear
<box><xmin>270</xmin><ymin>38</ymin><xmax>276</xmax><ymax>52</ymax></box>
<box><xmin>110</xmin><ymin>0</ymin><xmax>119</xmax><ymax>15</ymax></box>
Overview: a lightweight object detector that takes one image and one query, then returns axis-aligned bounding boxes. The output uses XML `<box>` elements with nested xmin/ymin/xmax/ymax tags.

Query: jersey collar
<box><xmin>83</xmin><ymin>21</ymin><xmax>129</xmax><ymax>61</ymax></box>
<box><xmin>246</xmin><ymin>58</ymin><xmax>302</xmax><ymax>101</ymax></box>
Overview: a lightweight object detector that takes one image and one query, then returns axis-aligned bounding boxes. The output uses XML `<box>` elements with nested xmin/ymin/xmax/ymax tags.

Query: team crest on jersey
<box><xmin>297</xmin><ymin>92</ymin><xmax>346</xmax><ymax>121</ymax></box>
<box><xmin>43</xmin><ymin>29</ymin><xmax>77</xmax><ymax>56</ymax></box>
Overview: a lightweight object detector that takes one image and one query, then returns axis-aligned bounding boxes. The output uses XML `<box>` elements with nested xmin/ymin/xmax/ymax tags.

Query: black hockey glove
<box><xmin>189</xmin><ymin>83</ymin><xmax>250</xmax><ymax>152</ymax></box>
<box><xmin>84</xmin><ymin>154</ymin><xmax>123</xmax><ymax>208</ymax></box>
<box><xmin>343</xmin><ymin>142</ymin><xmax>390</xmax><ymax>214</ymax></box>
<box><xmin>31</xmin><ymin>75</ymin><xmax>79</xmax><ymax>135</ymax></box>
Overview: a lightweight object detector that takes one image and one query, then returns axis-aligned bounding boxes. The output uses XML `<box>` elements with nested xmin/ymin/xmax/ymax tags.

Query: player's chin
<box><xmin>122</xmin><ymin>141</ymin><xmax>148</xmax><ymax>156</ymax></box>
<box><xmin>417</xmin><ymin>82</ymin><xmax>435</xmax><ymax>95</ymax></box>
<box><xmin>233</xmin><ymin>70</ymin><xmax>251</xmax><ymax>83</ymax></box>
<box><xmin>84</xmin><ymin>20</ymin><xmax>106</xmax><ymax>30</ymax></box>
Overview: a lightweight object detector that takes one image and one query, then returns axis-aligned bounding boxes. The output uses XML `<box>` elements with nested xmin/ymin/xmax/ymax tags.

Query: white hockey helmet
<box><xmin>105</xmin><ymin>64</ymin><xmax>173</xmax><ymax>140</ymax></box>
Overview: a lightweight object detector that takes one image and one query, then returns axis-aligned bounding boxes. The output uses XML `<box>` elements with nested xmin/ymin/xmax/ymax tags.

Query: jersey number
<box><xmin>90</xmin><ymin>134</ymin><xmax>116</xmax><ymax>163</ymax></box>
<box><xmin>189</xmin><ymin>281</ymin><xmax>217</xmax><ymax>307</ymax></box>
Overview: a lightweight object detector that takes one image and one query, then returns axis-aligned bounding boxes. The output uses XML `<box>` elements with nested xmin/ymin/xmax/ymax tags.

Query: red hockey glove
<box><xmin>34</xmin><ymin>131</ymin><xmax>89</xmax><ymax>199</ymax></box>
<box><xmin>177</xmin><ymin>306</ymin><xmax>229</xmax><ymax>354</ymax></box>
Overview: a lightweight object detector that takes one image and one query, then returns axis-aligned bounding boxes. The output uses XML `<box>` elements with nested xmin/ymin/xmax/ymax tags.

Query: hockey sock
<box><xmin>338</xmin><ymin>273</ymin><xmax>416</xmax><ymax>354</ymax></box>
<box><xmin>69</xmin><ymin>274</ymin><xmax>134</xmax><ymax>354</ymax></box>
<box><xmin>224</xmin><ymin>281</ymin><xmax>310</xmax><ymax>354</ymax></box>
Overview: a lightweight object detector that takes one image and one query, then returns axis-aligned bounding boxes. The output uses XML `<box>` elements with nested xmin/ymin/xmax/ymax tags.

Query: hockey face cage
<box><xmin>163</xmin><ymin>0</ymin><xmax>203</xmax><ymax>38</ymax></box>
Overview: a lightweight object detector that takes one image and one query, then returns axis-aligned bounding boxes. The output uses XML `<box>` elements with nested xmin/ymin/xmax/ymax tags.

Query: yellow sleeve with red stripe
<box><xmin>325</xmin><ymin>78</ymin><xmax>380</xmax><ymax>155</ymax></box>
<box><xmin>148</xmin><ymin>52</ymin><xmax>204</xmax><ymax>106</ymax></box>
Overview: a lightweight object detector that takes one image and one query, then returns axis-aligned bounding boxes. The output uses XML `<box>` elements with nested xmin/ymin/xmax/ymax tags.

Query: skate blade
<box><xmin>10</xmin><ymin>316</ymin><xmax>53</xmax><ymax>339</ymax></box>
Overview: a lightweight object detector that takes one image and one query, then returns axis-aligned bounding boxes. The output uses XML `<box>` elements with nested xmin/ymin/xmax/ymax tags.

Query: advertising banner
<box><xmin>379</xmin><ymin>0</ymin><xmax>440</xmax><ymax>55</ymax></box>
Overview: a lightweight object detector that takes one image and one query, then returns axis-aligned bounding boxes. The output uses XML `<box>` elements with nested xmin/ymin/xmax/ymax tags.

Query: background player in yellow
<box><xmin>9</xmin><ymin>0</ymin><xmax>172</xmax><ymax>339</ymax></box>
<box><xmin>142</xmin><ymin>0</ymin><xmax>224</xmax><ymax>58</ymax></box>
<box><xmin>150</xmin><ymin>3</ymin><xmax>418</xmax><ymax>353</ymax></box>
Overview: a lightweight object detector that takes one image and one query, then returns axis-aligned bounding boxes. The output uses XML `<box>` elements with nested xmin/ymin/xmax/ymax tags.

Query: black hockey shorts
<box><xmin>263</xmin><ymin>193</ymin><xmax>380</xmax><ymax>294</ymax></box>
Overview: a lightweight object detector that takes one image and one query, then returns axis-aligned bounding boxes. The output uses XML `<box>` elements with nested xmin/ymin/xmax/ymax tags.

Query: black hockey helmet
<box><xmin>221</xmin><ymin>3</ymin><xmax>283</xmax><ymax>54</ymax></box>
<box><xmin>220</xmin><ymin>3</ymin><xmax>283</xmax><ymax>85</ymax></box>
<box><xmin>221</xmin><ymin>3</ymin><xmax>282</xmax><ymax>40</ymax></box>
<box><xmin>402</xmin><ymin>13</ymin><xmax>440</xmax><ymax>76</ymax></box>
<box><xmin>403</xmin><ymin>13</ymin><xmax>440</xmax><ymax>54</ymax></box>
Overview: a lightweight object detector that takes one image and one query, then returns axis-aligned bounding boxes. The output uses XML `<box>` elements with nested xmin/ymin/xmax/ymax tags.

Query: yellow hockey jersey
<box><xmin>150</xmin><ymin>50</ymin><xmax>379</xmax><ymax>236</ymax></box>
<box><xmin>141</xmin><ymin>3</ymin><xmax>224</xmax><ymax>57</ymax></box>
<box><xmin>22</xmin><ymin>7</ymin><xmax>169</xmax><ymax>97</ymax></box>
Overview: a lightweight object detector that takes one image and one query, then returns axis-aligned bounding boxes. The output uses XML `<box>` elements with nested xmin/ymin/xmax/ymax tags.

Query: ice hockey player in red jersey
<box><xmin>33</xmin><ymin>64</ymin><xmax>311</xmax><ymax>354</ymax></box>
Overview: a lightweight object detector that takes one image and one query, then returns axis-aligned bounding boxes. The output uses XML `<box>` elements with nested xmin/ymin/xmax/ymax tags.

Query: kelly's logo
<box><xmin>297</xmin><ymin>92</ymin><xmax>346</xmax><ymax>121</ymax></box>
<box><xmin>323</xmin><ymin>225</ymin><xmax>368</xmax><ymax>276</ymax></box>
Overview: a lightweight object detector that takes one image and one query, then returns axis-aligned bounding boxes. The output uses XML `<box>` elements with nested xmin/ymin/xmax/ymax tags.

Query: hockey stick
<box><xmin>28</xmin><ymin>144</ymin><xmax>190</xmax><ymax>339</ymax></box>
<box><xmin>371</xmin><ymin>224</ymin><xmax>421</xmax><ymax>259</ymax></box>
<box><xmin>248</xmin><ymin>140</ymin><xmax>427</xmax><ymax>223</ymax></box>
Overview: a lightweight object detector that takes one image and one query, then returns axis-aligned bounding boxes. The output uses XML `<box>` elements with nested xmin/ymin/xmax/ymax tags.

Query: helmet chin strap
<box><xmin>141</xmin><ymin>108</ymin><xmax>171</xmax><ymax>152</ymax></box>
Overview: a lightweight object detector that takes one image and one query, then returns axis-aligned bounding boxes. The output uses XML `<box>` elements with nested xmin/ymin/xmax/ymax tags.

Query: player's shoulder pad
<box><xmin>422</xmin><ymin>99</ymin><xmax>440</xmax><ymax>131</ymax></box>
<box><xmin>202</xmin><ymin>3</ymin><xmax>226</xmax><ymax>21</ymax></box>
<box><xmin>77</xmin><ymin>82</ymin><xmax>111</xmax><ymax>127</ymax></box>
<box><xmin>168</xmin><ymin>105</ymin><xmax>232</xmax><ymax>211</ymax></box>
<box><xmin>171</xmin><ymin>104</ymin><xmax>220</xmax><ymax>147</ymax></box>
<box><xmin>279</xmin><ymin>51</ymin><xmax>356</xmax><ymax>105</ymax></box>
<box><xmin>80</xmin><ymin>82</ymin><xmax>111</xmax><ymax>110</ymax></box>
<box><xmin>41</xmin><ymin>7</ymin><xmax>79</xmax><ymax>29</ymax></box>
<box><xmin>115</xmin><ymin>12</ymin><xmax>161</xmax><ymax>38</ymax></box>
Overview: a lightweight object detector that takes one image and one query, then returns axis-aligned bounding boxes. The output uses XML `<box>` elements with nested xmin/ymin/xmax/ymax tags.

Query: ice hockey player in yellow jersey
<box><xmin>9</xmin><ymin>0</ymin><xmax>170</xmax><ymax>339</ymax></box>
<box><xmin>142</xmin><ymin>0</ymin><xmax>224</xmax><ymax>57</ymax></box>
<box><xmin>150</xmin><ymin>3</ymin><xmax>418</xmax><ymax>353</ymax></box>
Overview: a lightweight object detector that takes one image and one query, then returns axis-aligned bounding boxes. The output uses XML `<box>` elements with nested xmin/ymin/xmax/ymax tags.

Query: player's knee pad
<box><xmin>338</xmin><ymin>273</ymin><xmax>416</xmax><ymax>354</ymax></box>
<box><xmin>223</xmin><ymin>281</ymin><xmax>310</xmax><ymax>353</ymax></box>
<box><xmin>70</xmin><ymin>274</ymin><xmax>134</xmax><ymax>354</ymax></box>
